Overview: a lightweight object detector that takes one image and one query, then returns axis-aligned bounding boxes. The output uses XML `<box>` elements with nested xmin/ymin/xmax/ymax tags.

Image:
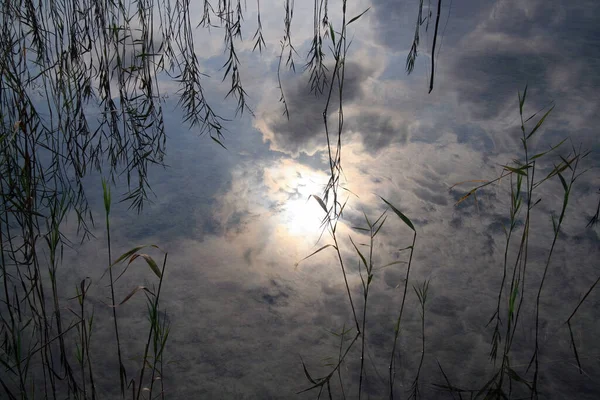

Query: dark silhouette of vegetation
<box><xmin>0</xmin><ymin>0</ymin><xmax>597</xmax><ymax>399</ymax></box>
<box><xmin>0</xmin><ymin>1</ymin><xmax>439</xmax><ymax>398</ymax></box>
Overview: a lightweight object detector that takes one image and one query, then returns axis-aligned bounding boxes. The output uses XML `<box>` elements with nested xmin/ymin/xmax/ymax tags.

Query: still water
<box><xmin>5</xmin><ymin>0</ymin><xmax>600</xmax><ymax>398</ymax></box>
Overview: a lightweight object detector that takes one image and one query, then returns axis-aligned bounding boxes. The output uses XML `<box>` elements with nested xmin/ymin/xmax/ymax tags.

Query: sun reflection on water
<box><xmin>264</xmin><ymin>160</ymin><xmax>328</xmax><ymax>238</ymax></box>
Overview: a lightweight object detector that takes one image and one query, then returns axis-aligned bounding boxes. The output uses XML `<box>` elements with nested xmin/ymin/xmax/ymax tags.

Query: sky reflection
<box><xmin>56</xmin><ymin>0</ymin><xmax>600</xmax><ymax>398</ymax></box>
<box><xmin>263</xmin><ymin>160</ymin><xmax>329</xmax><ymax>238</ymax></box>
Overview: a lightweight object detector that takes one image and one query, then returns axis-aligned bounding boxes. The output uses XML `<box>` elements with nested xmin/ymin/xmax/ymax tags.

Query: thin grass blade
<box><xmin>379</xmin><ymin>196</ymin><xmax>415</xmax><ymax>232</ymax></box>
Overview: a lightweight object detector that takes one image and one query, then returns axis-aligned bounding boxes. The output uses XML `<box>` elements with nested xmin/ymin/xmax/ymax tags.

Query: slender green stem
<box><xmin>103</xmin><ymin>181</ymin><xmax>125</xmax><ymax>397</ymax></box>
<box><xmin>389</xmin><ymin>232</ymin><xmax>417</xmax><ymax>399</ymax></box>
<box><xmin>136</xmin><ymin>253</ymin><xmax>168</xmax><ymax>400</ymax></box>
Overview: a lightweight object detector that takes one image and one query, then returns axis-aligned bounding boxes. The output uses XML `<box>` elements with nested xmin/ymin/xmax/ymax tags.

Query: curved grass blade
<box><xmin>130</xmin><ymin>253</ymin><xmax>162</xmax><ymax>279</ymax></box>
<box><xmin>112</xmin><ymin>245</ymin><xmax>161</xmax><ymax>266</ymax></box>
<box><xmin>379</xmin><ymin>196</ymin><xmax>415</xmax><ymax>232</ymax></box>
<box><xmin>349</xmin><ymin>236</ymin><xmax>368</xmax><ymax>270</ymax></box>
<box><xmin>300</xmin><ymin>357</ymin><xmax>317</xmax><ymax>385</ymax></box>
<box><xmin>526</xmin><ymin>104</ymin><xmax>554</xmax><ymax>139</ymax></box>
<box><xmin>295</xmin><ymin>244</ymin><xmax>335</xmax><ymax>268</ymax></box>
<box><xmin>111</xmin><ymin>286</ymin><xmax>152</xmax><ymax>307</ymax></box>
<box><xmin>347</xmin><ymin>8</ymin><xmax>370</xmax><ymax>26</ymax></box>
<box><xmin>309</xmin><ymin>194</ymin><xmax>329</xmax><ymax>214</ymax></box>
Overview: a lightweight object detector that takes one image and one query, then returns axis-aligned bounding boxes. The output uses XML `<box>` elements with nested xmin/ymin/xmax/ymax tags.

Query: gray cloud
<box><xmin>450</xmin><ymin>52</ymin><xmax>549</xmax><ymax>120</ymax></box>
<box><xmin>368</xmin><ymin>0</ymin><xmax>600</xmax><ymax>156</ymax></box>
<box><xmin>371</xmin><ymin>0</ymin><xmax>496</xmax><ymax>52</ymax></box>
<box><xmin>347</xmin><ymin>110</ymin><xmax>411</xmax><ymax>153</ymax></box>
<box><xmin>442</xmin><ymin>0</ymin><xmax>600</xmax><ymax>144</ymax></box>
<box><xmin>40</xmin><ymin>1</ymin><xmax>600</xmax><ymax>398</ymax></box>
<box><xmin>256</xmin><ymin>60</ymin><xmax>373</xmax><ymax>156</ymax></box>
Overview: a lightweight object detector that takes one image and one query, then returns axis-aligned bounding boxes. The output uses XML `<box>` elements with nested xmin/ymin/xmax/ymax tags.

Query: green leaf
<box><xmin>509</xmin><ymin>286</ymin><xmax>518</xmax><ymax>319</ymax></box>
<box><xmin>519</xmin><ymin>85</ymin><xmax>528</xmax><ymax>115</ymax></box>
<box><xmin>102</xmin><ymin>178</ymin><xmax>111</xmax><ymax>215</ymax></box>
<box><xmin>530</xmin><ymin>138</ymin><xmax>567</xmax><ymax>160</ymax></box>
<box><xmin>559</xmin><ymin>154</ymin><xmax>574</xmax><ymax>171</ymax></box>
<box><xmin>379</xmin><ymin>196</ymin><xmax>415</xmax><ymax>232</ymax></box>
<box><xmin>347</xmin><ymin>7</ymin><xmax>371</xmax><ymax>25</ymax></box>
<box><xmin>557</xmin><ymin>171</ymin><xmax>568</xmax><ymax>193</ymax></box>
<box><xmin>526</xmin><ymin>104</ymin><xmax>554</xmax><ymax>139</ymax></box>
<box><xmin>135</xmin><ymin>253</ymin><xmax>162</xmax><ymax>279</ymax></box>
<box><xmin>503</xmin><ymin>165</ymin><xmax>529</xmax><ymax>176</ymax></box>
<box><xmin>329</xmin><ymin>24</ymin><xmax>335</xmax><ymax>46</ymax></box>
<box><xmin>112</xmin><ymin>246</ymin><xmax>148</xmax><ymax>266</ymax></box>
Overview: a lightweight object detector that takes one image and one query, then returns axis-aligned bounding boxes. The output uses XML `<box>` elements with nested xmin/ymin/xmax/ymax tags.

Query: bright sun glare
<box><xmin>265</xmin><ymin>162</ymin><xmax>328</xmax><ymax>238</ymax></box>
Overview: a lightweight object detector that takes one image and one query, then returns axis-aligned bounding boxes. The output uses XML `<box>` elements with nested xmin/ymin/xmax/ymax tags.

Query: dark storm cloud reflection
<box><xmin>346</xmin><ymin>111</ymin><xmax>411</xmax><ymax>153</ymax></box>
<box><xmin>371</xmin><ymin>0</ymin><xmax>496</xmax><ymax>51</ymax></box>
<box><xmin>370</xmin><ymin>0</ymin><xmax>600</xmax><ymax>152</ymax></box>
<box><xmin>445</xmin><ymin>0</ymin><xmax>600</xmax><ymax>149</ymax></box>
<box><xmin>256</xmin><ymin>60</ymin><xmax>372</xmax><ymax>156</ymax></box>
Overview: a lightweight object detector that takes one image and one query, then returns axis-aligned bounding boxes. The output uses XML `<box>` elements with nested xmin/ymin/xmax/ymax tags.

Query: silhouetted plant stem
<box><xmin>136</xmin><ymin>252</ymin><xmax>168</xmax><ymax>400</ymax></box>
<box><xmin>429</xmin><ymin>0</ymin><xmax>442</xmax><ymax>93</ymax></box>
<box><xmin>389</xmin><ymin>232</ymin><xmax>417</xmax><ymax>400</ymax></box>
<box><xmin>102</xmin><ymin>179</ymin><xmax>126</xmax><ymax>397</ymax></box>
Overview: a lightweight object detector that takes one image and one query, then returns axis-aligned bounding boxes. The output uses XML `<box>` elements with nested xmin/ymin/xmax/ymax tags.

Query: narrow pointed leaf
<box><xmin>503</xmin><ymin>165</ymin><xmax>529</xmax><ymax>176</ymax></box>
<box><xmin>456</xmin><ymin>191</ymin><xmax>473</xmax><ymax>205</ymax></box>
<box><xmin>376</xmin><ymin>261</ymin><xmax>407</xmax><ymax>271</ymax></box>
<box><xmin>136</xmin><ymin>253</ymin><xmax>162</xmax><ymax>278</ymax></box>
<box><xmin>380</xmin><ymin>197</ymin><xmax>415</xmax><ymax>231</ymax></box>
<box><xmin>113</xmin><ymin>286</ymin><xmax>151</xmax><ymax>306</ymax></box>
<box><xmin>112</xmin><ymin>246</ymin><xmax>147</xmax><ymax>266</ymax></box>
<box><xmin>349</xmin><ymin>236</ymin><xmax>368</xmax><ymax>269</ymax></box>
<box><xmin>211</xmin><ymin>135</ymin><xmax>227</xmax><ymax>149</ymax></box>
<box><xmin>559</xmin><ymin>154</ymin><xmax>574</xmax><ymax>171</ymax></box>
<box><xmin>530</xmin><ymin>138</ymin><xmax>567</xmax><ymax>160</ymax></box>
<box><xmin>300</xmin><ymin>358</ymin><xmax>317</xmax><ymax>384</ymax></box>
<box><xmin>329</xmin><ymin>24</ymin><xmax>335</xmax><ymax>45</ymax></box>
<box><xmin>557</xmin><ymin>172</ymin><xmax>568</xmax><ymax>193</ymax></box>
<box><xmin>505</xmin><ymin>366</ymin><xmax>532</xmax><ymax>389</ymax></box>
<box><xmin>363</xmin><ymin>210</ymin><xmax>372</xmax><ymax>229</ymax></box>
<box><xmin>112</xmin><ymin>244</ymin><xmax>160</xmax><ymax>267</ymax></box>
<box><xmin>526</xmin><ymin>104</ymin><xmax>554</xmax><ymax>139</ymax></box>
<box><xmin>347</xmin><ymin>8</ymin><xmax>370</xmax><ymax>25</ymax></box>
<box><xmin>567</xmin><ymin>321</ymin><xmax>583</xmax><ymax>373</ymax></box>
<box><xmin>373</xmin><ymin>215</ymin><xmax>388</xmax><ymax>237</ymax></box>
<box><xmin>309</xmin><ymin>194</ymin><xmax>328</xmax><ymax>214</ymax></box>
<box><xmin>519</xmin><ymin>85</ymin><xmax>528</xmax><ymax>115</ymax></box>
<box><xmin>102</xmin><ymin>178</ymin><xmax>111</xmax><ymax>215</ymax></box>
<box><xmin>295</xmin><ymin>244</ymin><xmax>335</xmax><ymax>268</ymax></box>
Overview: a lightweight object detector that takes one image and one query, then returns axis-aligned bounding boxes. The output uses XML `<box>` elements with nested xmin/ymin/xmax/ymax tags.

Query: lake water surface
<box><xmin>3</xmin><ymin>0</ymin><xmax>600</xmax><ymax>398</ymax></box>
